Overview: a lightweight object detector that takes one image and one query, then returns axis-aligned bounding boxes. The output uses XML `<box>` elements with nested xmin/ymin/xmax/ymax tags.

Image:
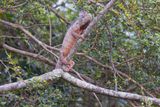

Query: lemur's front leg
<box><xmin>71</xmin><ymin>31</ymin><xmax>84</xmax><ymax>40</ymax></box>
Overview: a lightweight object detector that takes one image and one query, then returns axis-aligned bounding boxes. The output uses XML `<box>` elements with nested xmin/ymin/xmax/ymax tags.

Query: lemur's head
<box><xmin>78</xmin><ymin>11</ymin><xmax>92</xmax><ymax>30</ymax></box>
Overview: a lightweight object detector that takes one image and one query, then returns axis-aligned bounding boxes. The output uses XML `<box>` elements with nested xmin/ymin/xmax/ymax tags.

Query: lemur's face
<box><xmin>79</xmin><ymin>11</ymin><xmax>92</xmax><ymax>31</ymax></box>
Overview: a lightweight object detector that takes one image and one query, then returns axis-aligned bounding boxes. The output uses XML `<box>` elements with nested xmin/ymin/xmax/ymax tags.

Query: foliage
<box><xmin>0</xmin><ymin>0</ymin><xmax>160</xmax><ymax>106</ymax></box>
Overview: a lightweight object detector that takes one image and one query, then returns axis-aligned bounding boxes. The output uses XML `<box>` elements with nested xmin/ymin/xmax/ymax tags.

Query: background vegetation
<box><xmin>0</xmin><ymin>0</ymin><xmax>160</xmax><ymax>107</ymax></box>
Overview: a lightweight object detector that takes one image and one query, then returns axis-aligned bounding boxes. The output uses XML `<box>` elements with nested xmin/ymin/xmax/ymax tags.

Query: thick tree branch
<box><xmin>0</xmin><ymin>69</ymin><xmax>160</xmax><ymax>105</ymax></box>
<box><xmin>62</xmin><ymin>71</ymin><xmax>160</xmax><ymax>105</ymax></box>
<box><xmin>0</xmin><ymin>69</ymin><xmax>62</xmax><ymax>91</ymax></box>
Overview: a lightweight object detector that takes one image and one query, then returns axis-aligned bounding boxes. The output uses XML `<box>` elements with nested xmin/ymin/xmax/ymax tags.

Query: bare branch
<box><xmin>62</xmin><ymin>72</ymin><xmax>160</xmax><ymax>105</ymax></box>
<box><xmin>0</xmin><ymin>69</ymin><xmax>160</xmax><ymax>105</ymax></box>
<box><xmin>3</xmin><ymin>44</ymin><xmax>55</xmax><ymax>66</ymax></box>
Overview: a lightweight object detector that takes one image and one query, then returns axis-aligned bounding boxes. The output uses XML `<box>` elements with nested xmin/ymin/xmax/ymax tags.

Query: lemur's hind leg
<box><xmin>61</xmin><ymin>58</ymin><xmax>75</xmax><ymax>72</ymax></box>
<box><xmin>65</xmin><ymin>60</ymin><xmax>75</xmax><ymax>71</ymax></box>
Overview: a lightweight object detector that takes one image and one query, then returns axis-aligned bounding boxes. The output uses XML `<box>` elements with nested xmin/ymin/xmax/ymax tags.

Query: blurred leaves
<box><xmin>0</xmin><ymin>0</ymin><xmax>160</xmax><ymax>106</ymax></box>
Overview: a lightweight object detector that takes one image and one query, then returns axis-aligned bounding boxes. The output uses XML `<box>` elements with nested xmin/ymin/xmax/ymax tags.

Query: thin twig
<box><xmin>49</xmin><ymin>7</ymin><xmax>70</xmax><ymax>25</ymax></box>
<box><xmin>48</xmin><ymin>16</ymin><xmax>52</xmax><ymax>46</ymax></box>
<box><xmin>88</xmin><ymin>0</ymin><xmax>105</xmax><ymax>7</ymax></box>
<box><xmin>0</xmin><ymin>35</ymin><xmax>26</xmax><ymax>39</ymax></box>
<box><xmin>0</xmin><ymin>59</ymin><xmax>12</xmax><ymax>82</ymax></box>
<box><xmin>118</xmin><ymin>48</ymin><xmax>132</xmax><ymax>73</ymax></box>
<box><xmin>116</xmin><ymin>55</ymin><xmax>143</xmax><ymax>67</ymax></box>
<box><xmin>105</xmin><ymin>22</ymin><xmax>118</xmax><ymax>91</ymax></box>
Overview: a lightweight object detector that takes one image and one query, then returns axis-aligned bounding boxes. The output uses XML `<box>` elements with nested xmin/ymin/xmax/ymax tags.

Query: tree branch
<box><xmin>0</xmin><ymin>69</ymin><xmax>62</xmax><ymax>92</ymax></box>
<box><xmin>3</xmin><ymin>44</ymin><xmax>55</xmax><ymax>66</ymax></box>
<box><xmin>0</xmin><ymin>69</ymin><xmax>160</xmax><ymax>105</ymax></box>
<box><xmin>61</xmin><ymin>71</ymin><xmax>160</xmax><ymax>105</ymax></box>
